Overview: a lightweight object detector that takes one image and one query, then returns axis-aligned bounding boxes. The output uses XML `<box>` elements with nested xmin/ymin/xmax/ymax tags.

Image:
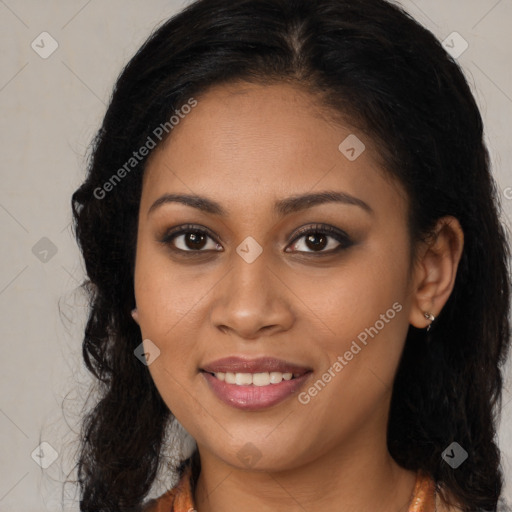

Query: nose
<box><xmin>209</xmin><ymin>249</ymin><xmax>295</xmax><ymax>340</ymax></box>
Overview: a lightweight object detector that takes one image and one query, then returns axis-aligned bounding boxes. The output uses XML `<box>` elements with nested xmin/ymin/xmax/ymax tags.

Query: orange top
<box><xmin>142</xmin><ymin>465</ymin><xmax>437</xmax><ymax>512</ymax></box>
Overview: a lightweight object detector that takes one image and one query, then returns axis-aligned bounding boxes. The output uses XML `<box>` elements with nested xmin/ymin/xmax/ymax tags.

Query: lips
<box><xmin>199</xmin><ymin>356</ymin><xmax>313</xmax><ymax>410</ymax></box>
<box><xmin>200</xmin><ymin>356</ymin><xmax>312</xmax><ymax>376</ymax></box>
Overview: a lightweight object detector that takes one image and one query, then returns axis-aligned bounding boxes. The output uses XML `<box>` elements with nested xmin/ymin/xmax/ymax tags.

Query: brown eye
<box><xmin>287</xmin><ymin>224</ymin><xmax>353</xmax><ymax>254</ymax></box>
<box><xmin>181</xmin><ymin>232</ymin><xmax>209</xmax><ymax>250</ymax></box>
<box><xmin>160</xmin><ymin>225</ymin><xmax>222</xmax><ymax>253</ymax></box>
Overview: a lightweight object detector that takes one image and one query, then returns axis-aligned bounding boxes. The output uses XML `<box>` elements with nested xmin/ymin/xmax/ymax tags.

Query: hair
<box><xmin>70</xmin><ymin>0</ymin><xmax>511</xmax><ymax>510</ymax></box>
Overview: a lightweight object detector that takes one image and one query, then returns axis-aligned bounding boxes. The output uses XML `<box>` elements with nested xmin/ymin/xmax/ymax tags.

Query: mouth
<box><xmin>199</xmin><ymin>356</ymin><xmax>313</xmax><ymax>410</ymax></box>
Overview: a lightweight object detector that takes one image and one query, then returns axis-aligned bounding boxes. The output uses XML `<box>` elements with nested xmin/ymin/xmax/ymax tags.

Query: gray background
<box><xmin>0</xmin><ymin>0</ymin><xmax>511</xmax><ymax>510</ymax></box>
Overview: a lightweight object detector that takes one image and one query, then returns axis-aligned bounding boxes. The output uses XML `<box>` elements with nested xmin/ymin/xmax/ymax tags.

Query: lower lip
<box><xmin>201</xmin><ymin>371</ymin><xmax>312</xmax><ymax>411</ymax></box>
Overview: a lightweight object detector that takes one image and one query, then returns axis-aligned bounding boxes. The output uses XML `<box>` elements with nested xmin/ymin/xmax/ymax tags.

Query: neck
<box><xmin>193</xmin><ymin>429</ymin><xmax>417</xmax><ymax>512</ymax></box>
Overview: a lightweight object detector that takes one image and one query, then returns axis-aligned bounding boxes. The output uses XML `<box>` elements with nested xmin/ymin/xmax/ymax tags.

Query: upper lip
<box><xmin>201</xmin><ymin>356</ymin><xmax>312</xmax><ymax>375</ymax></box>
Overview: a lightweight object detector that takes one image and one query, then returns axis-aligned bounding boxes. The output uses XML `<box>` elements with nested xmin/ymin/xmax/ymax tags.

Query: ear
<box><xmin>409</xmin><ymin>216</ymin><xmax>464</xmax><ymax>329</ymax></box>
<box><xmin>131</xmin><ymin>308</ymin><xmax>140</xmax><ymax>325</ymax></box>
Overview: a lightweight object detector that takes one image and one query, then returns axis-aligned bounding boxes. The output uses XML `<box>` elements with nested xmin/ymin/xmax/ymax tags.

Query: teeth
<box><xmin>214</xmin><ymin>371</ymin><xmax>296</xmax><ymax>386</ymax></box>
<box><xmin>235</xmin><ymin>373</ymin><xmax>253</xmax><ymax>386</ymax></box>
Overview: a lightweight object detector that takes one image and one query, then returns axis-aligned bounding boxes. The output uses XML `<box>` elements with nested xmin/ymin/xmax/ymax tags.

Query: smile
<box><xmin>205</xmin><ymin>370</ymin><xmax>302</xmax><ymax>386</ymax></box>
<box><xmin>200</xmin><ymin>369</ymin><xmax>312</xmax><ymax>410</ymax></box>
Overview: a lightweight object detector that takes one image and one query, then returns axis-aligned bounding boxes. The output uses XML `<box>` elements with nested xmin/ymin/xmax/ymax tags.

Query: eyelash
<box><xmin>159</xmin><ymin>223</ymin><xmax>353</xmax><ymax>256</ymax></box>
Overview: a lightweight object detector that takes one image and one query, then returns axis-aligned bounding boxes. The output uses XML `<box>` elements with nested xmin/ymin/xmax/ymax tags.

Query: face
<box><xmin>133</xmin><ymin>81</ymin><xmax>417</xmax><ymax>471</ymax></box>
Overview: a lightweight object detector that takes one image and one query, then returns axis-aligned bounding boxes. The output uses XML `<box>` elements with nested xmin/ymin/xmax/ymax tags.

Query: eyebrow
<box><xmin>147</xmin><ymin>190</ymin><xmax>373</xmax><ymax>218</ymax></box>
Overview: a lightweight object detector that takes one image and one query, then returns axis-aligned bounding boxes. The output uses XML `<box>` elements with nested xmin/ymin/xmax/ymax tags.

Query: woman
<box><xmin>71</xmin><ymin>0</ymin><xmax>511</xmax><ymax>510</ymax></box>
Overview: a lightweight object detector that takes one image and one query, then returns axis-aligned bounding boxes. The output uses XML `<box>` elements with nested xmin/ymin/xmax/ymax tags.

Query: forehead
<box><xmin>141</xmin><ymin>81</ymin><xmax>406</xmax><ymax>217</ymax></box>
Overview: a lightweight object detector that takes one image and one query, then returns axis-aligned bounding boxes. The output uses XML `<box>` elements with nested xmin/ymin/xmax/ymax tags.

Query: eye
<box><xmin>286</xmin><ymin>224</ymin><xmax>353</xmax><ymax>254</ymax></box>
<box><xmin>159</xmin><ymin>223</ymin><xmax>353</xmax><ymax>255</ymax></box>
<box><xmin>160</xmin><ymin>224</ymin><xmax>222</xmax><ymax>253</ymax></box>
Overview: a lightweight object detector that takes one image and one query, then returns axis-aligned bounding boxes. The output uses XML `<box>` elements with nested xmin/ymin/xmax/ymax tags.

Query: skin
<box><xmin>132</xmin><ymin>81</ymin><xmax>464</xmax><ymax>512</ymax></box>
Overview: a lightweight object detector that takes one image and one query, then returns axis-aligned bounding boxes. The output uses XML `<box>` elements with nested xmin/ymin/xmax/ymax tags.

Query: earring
<box><xmin>423</xmin><ymin>311</ymin><xmax>435</xmax><ymax>332</ymax></box>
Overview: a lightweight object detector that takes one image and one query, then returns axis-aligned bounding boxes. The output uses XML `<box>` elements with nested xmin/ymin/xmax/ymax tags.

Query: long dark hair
<box><xmin>71</xmin><ymin>0</ymin><xmax>511</xmax><ymax>510</ymax></box>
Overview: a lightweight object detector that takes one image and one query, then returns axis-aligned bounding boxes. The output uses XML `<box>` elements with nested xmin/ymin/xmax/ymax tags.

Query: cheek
<box><xmin>133</xmin><ymin>237</ymin><xmax>201</xmax><ymax>376</ymax></box>
<box><xmin>134</xmin><ymin>229</ymin><xmax>206</xmax><ymax>331</ymax></box>
<box><xmin>133</xmin><ymin>248</ymin><xmax>206</xmax><ymax>416</ymax></box>
<box><xmin>302</xmin><ymin>235</ymin><xmax>411</xmax><ymax>385</ymax></box>
<box><xmin>283</xmin><ymin>284</ymin><xmax>409</xmax><ymax>450</ymax></box>
<box><xmin>300</xmin><ymin>238</ymin><xmax>410</xmax><ymax>339</ymax></box>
